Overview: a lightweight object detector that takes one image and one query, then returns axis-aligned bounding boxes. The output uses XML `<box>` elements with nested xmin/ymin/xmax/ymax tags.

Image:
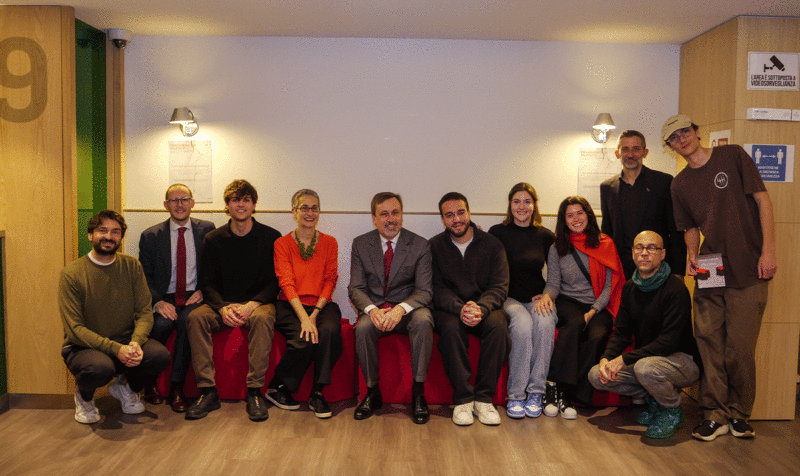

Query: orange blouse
<box><xmin>274</xmin><ymin>231</ymin><xmax>338</xmax><ymax>306</ymax></box>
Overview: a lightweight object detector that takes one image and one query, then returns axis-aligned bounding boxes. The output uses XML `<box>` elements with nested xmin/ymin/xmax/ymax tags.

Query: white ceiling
<box><xmin>6</xmin><ymin>0</ymin><xmax>800</xmax><ymax>44</ymax></box>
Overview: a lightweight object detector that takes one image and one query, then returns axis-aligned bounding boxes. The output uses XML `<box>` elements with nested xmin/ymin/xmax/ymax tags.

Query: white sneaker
<box><xmin>473</xmin><ymin>401</ymin><xmax>501</xmax><ymax>426</ymax></box>
<box><xmin>109</xmin><ymin>376</ymin><xmax>145</xmax><ymax>414</ymax></box>
<box><xmin>452</xmin><ymin>402</ymin><xmax>474</xmax><ymax>426</ymax></box>
<box><xmin>74</xmin><ymin>389</ymin><xmax>100</xmax><ymax>424</ymax></box>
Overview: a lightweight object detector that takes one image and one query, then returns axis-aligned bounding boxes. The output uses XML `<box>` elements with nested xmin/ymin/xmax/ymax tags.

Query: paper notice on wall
<box><xmin>744</xmin><ymin>143</ymin><xmax>794</xmax><ymax>183</ymax></box>
<box><xmin>578</xmin><ymin>147</ymin><xmax>618</xmax><ymax>213</ymax></box>
<box><xmin>748</xmin><ymin>52</ymin><xmax>799</xmax><ymax>91</ymax></box>
<box><xmin>169</xmin><ymin>140</ymin><xmax>213</xmax><ymax>202</ymax></box>
<box><xmin>709</xmin><ymin>130</ymin><xmax>731</xmax><ymax>148</ymax></box>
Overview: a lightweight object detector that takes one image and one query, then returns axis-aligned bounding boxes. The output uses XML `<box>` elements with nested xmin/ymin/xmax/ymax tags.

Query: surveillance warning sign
<box><xmin>748</xmin><ymin>52</ymin><xmax>799</xmax><ymax>91</ymax></box>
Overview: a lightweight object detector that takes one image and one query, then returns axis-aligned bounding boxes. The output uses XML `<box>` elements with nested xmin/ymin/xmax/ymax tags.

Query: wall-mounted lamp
<box><xmin>170</xmin><ymin>107</ymin><xmax>199</xmax><ymax>137</ymax></box>
<box><xmin>591</xmin><ymin>113</ymin><xmax>616</xmax><ymax>143</ymax></box>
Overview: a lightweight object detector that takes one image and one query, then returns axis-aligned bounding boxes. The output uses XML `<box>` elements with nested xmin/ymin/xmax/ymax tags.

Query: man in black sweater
<box><xmin>588</xmin><ymin>231</ymin><xmax>700</xmax><ymax>439</ymax></box>
<box><xmin>185</xmin><ymin>180</ymin><xmax>282</xmax><ymax>422</ymax></box>
<box><xmin>430</xmin><ymin>192</ymin><xmax>510</xmax><ymax>426</ymax></box>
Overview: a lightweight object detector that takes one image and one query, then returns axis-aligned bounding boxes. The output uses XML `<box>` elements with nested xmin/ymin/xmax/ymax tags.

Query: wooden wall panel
<box><xmin>679</xmin><ymin>19</ymin><xmax>738</xmax><ymax>128</ymax></box>
<box><xmin>752</xmin><ymin>323</ymin><xmax>800</xmax><ymax>420</ymax></box>
<box><xmin>0</xmin><ymin>6</ymin><xmax>75</xmax><ymax>394</ymax></box>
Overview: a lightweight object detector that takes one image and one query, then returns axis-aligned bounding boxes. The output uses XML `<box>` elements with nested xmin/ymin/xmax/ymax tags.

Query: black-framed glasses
<box><xmin>666</xmin><ymin>127</ymin><xmax>692</xmax><ymax>145</ymax></box>
<box><xmin>633</xmin><ymin>244</ymin><xmax>663</xmax><ymax>254</ymax></box>
<box><xmin>167</xmin><ymin>197</ymin><xmax>192</xmax><ymax>204</ymax></box>
<box><xmin>295</xmin><ymin>205</ymin><xmax>320</xmax><ymax>213</ymax></box>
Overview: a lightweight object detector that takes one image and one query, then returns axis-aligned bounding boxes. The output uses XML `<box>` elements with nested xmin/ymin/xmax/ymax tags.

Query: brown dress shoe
<box><xmin>169</xmin><ymin>388</ymin><xmax>189</xmax><ymax>413</ymax></box>
<box><xmin>143</xmin><ymin>384</ymin><xmax>163</xmax><ymax>405</ymax></box>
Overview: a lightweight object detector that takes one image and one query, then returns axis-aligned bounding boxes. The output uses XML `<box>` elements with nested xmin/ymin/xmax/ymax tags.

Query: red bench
<box><xmin>356</xmin><ymin>332</ymin><xmax>630</xmax><ymax>407</ymax></box>
<box><xmin>157</xmin><ymin>319</ymin><xmax>356</xmax><ymax>402</ymax></box>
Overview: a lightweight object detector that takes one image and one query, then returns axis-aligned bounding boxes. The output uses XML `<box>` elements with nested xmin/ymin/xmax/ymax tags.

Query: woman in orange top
<box><xmin>268</xmin><ymin>189</ymin><xmax>341</xmax><ymax>419</ymax></box>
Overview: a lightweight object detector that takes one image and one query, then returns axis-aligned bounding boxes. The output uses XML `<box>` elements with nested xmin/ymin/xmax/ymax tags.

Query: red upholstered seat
<box><xmin>357</xmin><ymin>333</ymin><xmax>509</xmax><ymax>405</ymax></box>
<box><xmin>157</xmin><ymin>319</ymin><xmax>355</xmax><ymax>402</ymax></box>
<box><xmin>357</xmin><ymin>331</ymin><xmax>630</xmax><ymax>407</ymax></box>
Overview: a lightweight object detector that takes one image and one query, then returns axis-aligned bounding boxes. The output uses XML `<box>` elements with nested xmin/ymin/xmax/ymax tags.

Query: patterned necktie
<box><xmin>384</xmin><ymin>240</ymin><xmax>394</xmax><ymax>295</ymax></box>
<box><xmin>175</xmin><ymin>227</ymin><xmax>187</xmax><ymax>306</ymax></box>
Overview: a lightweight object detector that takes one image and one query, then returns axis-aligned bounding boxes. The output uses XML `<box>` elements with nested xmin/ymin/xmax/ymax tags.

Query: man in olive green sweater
<box><xmin>59</xmin><ymin>210</ymin><xmax>170</xmax><ymax>424</ymax></box>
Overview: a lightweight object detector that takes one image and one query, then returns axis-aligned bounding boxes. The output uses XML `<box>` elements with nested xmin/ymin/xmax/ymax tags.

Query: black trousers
<box><xmin>547</xmin><ymin>295</ymin><xmax>613</xmax><ymax>405</ymax></box>
<box><xmin>62</xmin><ymin>338</ymin><xmax>170</xmax><ymax>401</ymax></box>
<box><xmin>150</xmin><ymin>294</ymin><xmax>203</xmax><ymax>385</ymax></box>
<box><xmin>434</xmin><ymin>308</ymin><xmax>509</xmax><ymax>405</ymax></box>
<box><xmin>272</xmin><ymin>300</ymin><xmax>342</xmax><ymax>391</ymax></box>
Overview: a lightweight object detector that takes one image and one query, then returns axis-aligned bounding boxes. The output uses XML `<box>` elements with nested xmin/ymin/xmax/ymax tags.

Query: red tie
<box><xmin>175</xmin><ymin>227</ymin><xmax>187</xmax><ymax>306</ymax></box>
<box><xmin>384</xmin><ymin>241</ymin><xmax>393</xmax><ymax>295</ymax></box>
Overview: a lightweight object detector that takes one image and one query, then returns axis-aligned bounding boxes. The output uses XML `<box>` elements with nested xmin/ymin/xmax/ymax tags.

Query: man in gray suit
<box><xmin>138</xmin><ymin>184</ymin><xmax>215</xmax><ymax>412</ymax></box>
<box><xmin>349</xmin><ymin>192</ymin><xmax>434</xmax><ymax>424</ymax></box>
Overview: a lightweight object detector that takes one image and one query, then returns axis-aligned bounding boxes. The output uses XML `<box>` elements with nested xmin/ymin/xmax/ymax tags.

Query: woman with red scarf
<box><xmin>534</xmin><ymin>196</ymin><xmax>624</xmax><ymax>419</ymax></box>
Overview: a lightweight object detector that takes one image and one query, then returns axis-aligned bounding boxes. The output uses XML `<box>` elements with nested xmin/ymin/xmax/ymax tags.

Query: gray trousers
<box><xmin>588</xmin><ymin>352</ymin><xmax>699</xmax><ymax>408</ymax></box>
<box><xmin>355</xmin><ymin>307</ymin><xmax>434</xmax><ymax>388</ymax></box>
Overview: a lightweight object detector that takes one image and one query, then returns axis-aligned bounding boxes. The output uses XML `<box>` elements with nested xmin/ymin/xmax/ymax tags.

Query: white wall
<box><xmin>123</xmin><ymin>36</ymin><xmax>680</xmax><ymax>321</ymax></box>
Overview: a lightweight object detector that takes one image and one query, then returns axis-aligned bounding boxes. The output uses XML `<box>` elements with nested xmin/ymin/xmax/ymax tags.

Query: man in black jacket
<box><xmin>430</xmin><ymin>192</ymin><xmax>510</xmax><ymax>427</ymax></box>
<box><xmin>588</xmin><ymin>231</ymin><xmax>699</xmax><ymax>439</ymax></box>
<box><xmin>600</xmin><ymin>130</ymin><xmax>685</xmax><ymax>279</ymax></box>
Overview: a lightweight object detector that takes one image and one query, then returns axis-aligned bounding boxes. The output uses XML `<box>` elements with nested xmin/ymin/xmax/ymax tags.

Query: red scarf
<box><xmin>569</xmin><ymin>233</ymin><xmax>624</xmax><ymax>318</ymax></box>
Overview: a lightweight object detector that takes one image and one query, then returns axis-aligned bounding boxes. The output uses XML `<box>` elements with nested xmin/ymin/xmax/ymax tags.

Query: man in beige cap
<box><xmin>664</xmin><ymin>114</ymin><xmax>777</xmax><ymax>442</ymax></box>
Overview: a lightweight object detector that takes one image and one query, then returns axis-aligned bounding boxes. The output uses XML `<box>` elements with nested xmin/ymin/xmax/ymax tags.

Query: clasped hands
<box><xmin>220</xmin><ymin>301</ymin><xmax>258</xmax><ymax>328</ymax></box>
<box><xmin>460</xmin><ymin>301</ymin><xmax>482</xmax><ymax>327</ymax></box>
<box><xmin>153</xmin><ymin>290</ymin><xmax>204</xmax><ymax>320</ymax></box>
<box><xmin>369</xmin><ymin>306</ymin><xmax>406</xmax><ymax>332</ymax></box>
<box><xmin>117</xmin><ymin>341</ymin><xmax>143</xmax><ymax>367</ymax></box>
<box><xmin>596</xmin><ymin>356</ymin><xmax>624</xmax><ymax>384</ymax></box>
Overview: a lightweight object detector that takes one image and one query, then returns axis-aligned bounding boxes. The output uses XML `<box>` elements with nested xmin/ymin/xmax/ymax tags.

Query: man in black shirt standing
<box><xmin>600</xmin><ymin>130</ymin><xmax>685</xmax><ymax>279</ymax></box>
<box><xmin>588</xmin><ymin>231</ymin><xmax>699</xmax><ymax>439</ymax></box>
<box><xmin>186</xmin><ymin>180</ymin><xmax>281</xmax><ymax>422</ymax></box>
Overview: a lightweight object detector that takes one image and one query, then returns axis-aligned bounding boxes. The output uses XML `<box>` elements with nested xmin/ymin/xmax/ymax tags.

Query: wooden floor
<box><xmin>1</xmin><ymin>394</ymin><xmax>798</xmax><ymax>476</ymax></box>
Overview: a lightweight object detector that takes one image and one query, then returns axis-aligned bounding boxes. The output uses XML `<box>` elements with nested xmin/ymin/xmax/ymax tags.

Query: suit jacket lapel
<box><xmin>387</xmin><ymin>229</ymin><xmax>411</xmax><ymax>287</ymax></box>
<box><xmin>158</xmin><ymin>219</ymin><xmax>172</xmax><ymax>265</ymax></box>
<box><xmin>191</xmin><ymin>217</ymin><xmax>204</xmax><ymax>251</ymax></box>
<box><xmin>366</xmin><ymin>230</ymin><xmax>386</xmax><ymax>290</ymax></box>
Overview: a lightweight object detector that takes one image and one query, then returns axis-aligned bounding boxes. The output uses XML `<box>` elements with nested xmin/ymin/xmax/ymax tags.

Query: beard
<box><xmin>93</xmin><ymin>239</ymin><xmax>120</xmax><ymax>256</ymax></box>
<box><xmin>448</xmin><ymin>222</ymin><xmax>469</xmax><ymax>238</ymax></box>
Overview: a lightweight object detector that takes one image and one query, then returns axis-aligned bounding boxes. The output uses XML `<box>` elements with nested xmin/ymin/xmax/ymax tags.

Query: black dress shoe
<box><xmin>411</xmin><ymin>394</ymin><xmax>429</xmax><ymax>424</ymax></box>
<box><xmin>169</xmin><ymin>388</ymin><xmax>189</xmax><ymax>413</ymax></box>
<box><xmin>185</xmin><ymin>388</ymin><xmax>221</xmax><ymax>420</ymax></box>
<box><xmin>142</xmin><ymin>384</ymin><xmax>163</xmax><ymax>405</ymax></box>
<box><xmin>246</xmin><ymin>392</ymin><xmax>269</xmax><ymax>421</ymax></box>
<box><xmin>354</xmin><ymin>392</ymin><xmax>382</xmax><ymax>420</ymax></box>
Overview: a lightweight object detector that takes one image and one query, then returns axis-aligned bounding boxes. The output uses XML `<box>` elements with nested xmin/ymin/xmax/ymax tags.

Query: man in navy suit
<box><xmin>349</xmin><ymin>192</ymin><xmax>434</xmax><ymax>424</ymax></box>
<box><xmin>600</xmin><ymin>130</ymin><xmax>686</xmax><ymax>279</ymax></box>
<box><xmin>138</xmin><ymin>184</ymin><xmax>215</xmax><ymax>412</ymax></box>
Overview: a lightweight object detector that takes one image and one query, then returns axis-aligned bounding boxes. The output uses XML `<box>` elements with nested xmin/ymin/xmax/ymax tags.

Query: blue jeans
<box><xmin>504</xmin><ymin>297</ymin><xmax>557</xmax><ymax>400</ymax></box>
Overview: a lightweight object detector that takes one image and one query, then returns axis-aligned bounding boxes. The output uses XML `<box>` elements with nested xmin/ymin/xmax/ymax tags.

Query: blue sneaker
<box><xmin>524</xmin><ymin>393</ymin><xmax>543</xmax><ymax>418</ymax></box>
<box><xmin>506</xmin><ymin>400</ymin><xmax>525</xmax><ymax>419</ymax></box>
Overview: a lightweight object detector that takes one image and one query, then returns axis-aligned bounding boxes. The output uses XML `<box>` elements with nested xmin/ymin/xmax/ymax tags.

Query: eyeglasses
<box><xmin>167</xmin><ymin>197</ymin><xmax>192</xmax><ymax>204</ymax></box>
<box><xmin>633</xmin><ymin>244</ymin><xmax>663</xmax><ymax>254</ymax></box>
<box><xmin>666</xmin><ymin>127</ymin><xmax>693</xmax><ymax>145</ymax></box>
<box><xmin>295</xmin><ymin>205</ymin><xmax>320</xmax><ymax>213</ymax></box>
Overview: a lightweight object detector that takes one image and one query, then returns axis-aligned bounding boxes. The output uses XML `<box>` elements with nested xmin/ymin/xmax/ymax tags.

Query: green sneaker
<box><xmin>645</xmin><ymin>406</ymin><xmax>683</xmax><ymax>439</ymax></box>
<box><xmin>636</xmin><ymin>395</ymin><xmax>660</xmax><ymax>425</ymax></box>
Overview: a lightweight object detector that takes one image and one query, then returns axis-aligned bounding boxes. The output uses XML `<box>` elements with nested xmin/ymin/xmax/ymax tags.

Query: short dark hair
<box><xmin>87</xmin><ymin>210</ymin><xmax>127</xmax><ymax>238</ymax></box>
<box><xmin>223</xmin><ymin>179</ymin><xmax>258</xmax><ymax>212</ymax></box>
<box><xmin>554</xmin><ymin>196</ymin><xmax>600</xmax><ymax>256</ymax></box>
<box><xmin>616</xmin><ymin>130</ymin><xmax>647</xmax><ymax>150</ymax></box>
<box><xmin>370</xmin><ymin>192</ymin><xmax>403</xmax><ymax>216</ymax></box>
<box><xmin>438</xmin><ymin>192</ymin><xmax>469</xmax><ymax>216</ymax></box>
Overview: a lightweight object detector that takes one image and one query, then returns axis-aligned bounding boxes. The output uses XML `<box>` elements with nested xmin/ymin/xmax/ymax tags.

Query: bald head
<box><xmin>633</xmin><ymin>231</ymin><xmax>666</xmax><ymax>278</ymax></box>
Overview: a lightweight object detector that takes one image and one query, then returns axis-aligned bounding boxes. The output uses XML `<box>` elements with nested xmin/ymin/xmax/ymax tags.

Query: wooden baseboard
<box><xmin>0</xmin><ymin>394</ymin><xmax>9</xmax><ymax>414</ymax></box>
<box><xmin>7</xmin><ymin>393</ymin><xmax>73</xmax><ymax>410</ymax></box>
